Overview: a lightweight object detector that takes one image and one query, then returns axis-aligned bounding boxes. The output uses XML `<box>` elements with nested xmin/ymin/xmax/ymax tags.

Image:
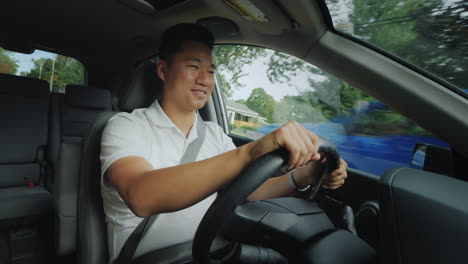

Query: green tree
<box><xmin>23</xmin><ymin>55</ymin><xmax>84</xmax><ymax>92</ymax></box>
<box><xmin>265</xmin><ymin>50</ymin><xmax>371</xmax><ymax>120</ymax></box>
<box><xmin>214</xmin><ymin>46</ymin><xmax>266</xmax><ymax>99</ymax></box>
<box><xmin>279</xmin><ymin>95</ymin><xmax>328</xmax><ymax>123</ymax></box>
<box><xmin>266</xmin><ymin>51</ymin><xmax>318</xmax><ymax>84</ymax></box>
<box><xmin>245</xmin><ymin>88</ymin><xmax>275</xmax><ymax>123</ymax></box>
<box><xmin>347</xmin><ymin>0</ymin><xmax>467</xmax><ymax>89</ymax></box>
<box><xmin>0</xmin><ymin>48</ymin><xmax>18</xmax><ymax>74</ymax></box>
<box><xmin>271</xmin><ymin>99</ymin><xmax>291</xmax><ymax>123</ymax></box>
<box><xmin>306</xmin><ymin>71</ymin><xmax>372</xmax><ymax>119</ymax></box>
<box><xmin>409</xmin><ymin>0</ymin><xmax>467</xmax><ymax>89</ymax></box>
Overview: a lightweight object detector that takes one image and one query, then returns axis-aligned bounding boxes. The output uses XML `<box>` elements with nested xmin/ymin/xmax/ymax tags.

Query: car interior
<box><xmin>0</xmin><ymin>0</ymin><xmax>467</xmax><ymax>263</ymax></box>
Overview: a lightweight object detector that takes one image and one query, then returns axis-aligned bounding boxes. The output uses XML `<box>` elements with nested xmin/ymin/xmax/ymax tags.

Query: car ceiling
<box><xmin>0</xmin><ymin>0</ymin><xmax>326</xmax><ymax>65</ymax></box>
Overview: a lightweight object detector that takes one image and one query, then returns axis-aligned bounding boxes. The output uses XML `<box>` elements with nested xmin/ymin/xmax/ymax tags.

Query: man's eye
<box><xmin>188</xmin><ymin>65</ymin><xmax>199</xmax><ymax>69</ymax></box>
<box><xmin>208</xmin><ymin>71</ymin><xmax>215</xmax><ymax>75</ymax></box>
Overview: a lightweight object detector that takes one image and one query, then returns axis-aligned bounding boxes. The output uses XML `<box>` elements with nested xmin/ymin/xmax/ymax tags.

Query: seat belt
<box><xmin>113</xmin><ymin>114</ymin><xmax>206</xmax><ymax>264</ymax></box>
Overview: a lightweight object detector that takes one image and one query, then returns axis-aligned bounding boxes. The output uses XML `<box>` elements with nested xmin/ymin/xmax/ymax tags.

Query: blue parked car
<box><xmin>256</xmin><ymin>101</ymin><xmax>448</xmax><ymax>176</ymax></box>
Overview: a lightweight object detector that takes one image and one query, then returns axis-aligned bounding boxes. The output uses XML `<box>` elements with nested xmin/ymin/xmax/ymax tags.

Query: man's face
<box><xmin>158</xmin><ymin>40</ymin><xmax>216</xmax><ymax>112</ymax></box>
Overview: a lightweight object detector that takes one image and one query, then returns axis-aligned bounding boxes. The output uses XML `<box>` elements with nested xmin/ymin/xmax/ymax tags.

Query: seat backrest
<box><xmin>78</xmin><ymin>60</ymin><xmax>162</xmax><ymax>264</ymax></box>
<box><xmin>62</xmin><ymin>85</ymin><xmax>112</xmax><ymax>140</ymax></box>
<box><xmin>0</xmin><ymin>73</ymin><xmax>53</xmax><ymax>263</ymax></box>
<box><xmin>51</xmin><ymin>85</ymin><xmax>112</xmax><ymax>256</ymax></box>
<box><xmin>0</xmin><ymin>73</ymin><xmax>50</xmax><ymax>188</ymax></box>
<box><xmin>78</xmin><ymin>111</ymin><xmax>117</xmax><ymax>264</ymax></box>
<box><xmin>0</xmin><ymin>73</ymin><xmax>52</xmax><ymax>223</ymax></box>
<box><xmin>118</xmin><ymin>60</ymin><xmax>161</xmax><ymax>112</ymax></box>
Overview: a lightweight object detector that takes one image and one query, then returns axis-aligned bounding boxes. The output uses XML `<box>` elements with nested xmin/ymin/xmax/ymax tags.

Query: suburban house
<box><xmin>225</xmin><ymin>101</ymin><xmax>267</xmax><ymax>128</ymax></box>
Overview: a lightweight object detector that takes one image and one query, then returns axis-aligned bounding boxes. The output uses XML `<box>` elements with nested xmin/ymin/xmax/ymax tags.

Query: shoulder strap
<box><xmin>113</xmin><ymin>114</ymin><xmax>206</xmax><ymax>264</ymax></box>
<box><xmin>113</xmin><ymin>216</ymin><xmax>157</xmax><ymax>264</ymax></box>
<box><xmin>180</xmin><ymin>113</ymin><xmax>206</xmax><ymax>165</ymax></box>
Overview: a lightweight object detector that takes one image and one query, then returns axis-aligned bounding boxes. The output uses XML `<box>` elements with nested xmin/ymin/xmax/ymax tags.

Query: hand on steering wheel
<box><xmin>192</xmin><ymin>138</ymin><xmax>340</xmax><ymax>264</ymax></box>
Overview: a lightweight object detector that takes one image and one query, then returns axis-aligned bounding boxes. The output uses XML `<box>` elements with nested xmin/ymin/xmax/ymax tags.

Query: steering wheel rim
<box><xmin>192</xmin><ymin>139</ymin><xmax>340</xmax><ymax>264</ymax></box>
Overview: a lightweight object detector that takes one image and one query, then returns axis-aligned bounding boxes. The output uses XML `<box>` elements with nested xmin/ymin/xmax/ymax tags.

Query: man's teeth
<box><xmin>194</xmin><ymin>90</ymin><xmax>206</xmax><ymax>95</ymax></box>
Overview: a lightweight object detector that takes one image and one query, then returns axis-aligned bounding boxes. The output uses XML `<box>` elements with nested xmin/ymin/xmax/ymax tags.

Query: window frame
<box><xmin>212</xmin><ymin>71</ymin><xmax>230</xmax><ymax>134</ymax></box>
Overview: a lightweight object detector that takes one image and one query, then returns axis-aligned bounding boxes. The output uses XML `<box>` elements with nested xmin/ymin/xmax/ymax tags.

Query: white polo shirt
<box><xmin>100</xmin><ymin>100</ymin><xmax>235</xmax><ymax>262</ymax></box>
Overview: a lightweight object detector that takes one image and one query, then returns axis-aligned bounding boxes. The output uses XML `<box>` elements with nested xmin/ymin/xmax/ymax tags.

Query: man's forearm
<box><xmin>247</xmin><ymin>164</ymin><xmax>320</xmax><ymax>202</ymax></box>
<box><xmin>247</xmin><ymin>173</ymin><xmax>295</xmax><ymax>202</ymax></box>
<box><xmin>126</xmin><ymin>143</ymin><xmax>254</xmax><ymax>217</ymax></box>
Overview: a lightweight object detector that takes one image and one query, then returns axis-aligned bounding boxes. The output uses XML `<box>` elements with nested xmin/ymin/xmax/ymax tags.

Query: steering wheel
<box><xmin>192</xmin><ymin>138</ymin><xmax>340</xmax><ymax>263</ymax></box>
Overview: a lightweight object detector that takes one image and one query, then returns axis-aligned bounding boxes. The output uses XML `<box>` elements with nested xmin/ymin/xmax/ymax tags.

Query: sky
<box><xmin>226</xmin><ymin>58</ymin><xmax>307</xmax><ymax>101</ymax></box>
<box><xmin>220</xmin><ymin>52</ymin><xmax>326</xmax><ymax>102</ymax></box>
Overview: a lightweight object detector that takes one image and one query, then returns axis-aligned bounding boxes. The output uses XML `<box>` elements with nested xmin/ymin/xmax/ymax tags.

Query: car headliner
<box><xmin>0</xmin><ymin>0</ymin><xmax>325</xmax><ymax>65</ymax></box>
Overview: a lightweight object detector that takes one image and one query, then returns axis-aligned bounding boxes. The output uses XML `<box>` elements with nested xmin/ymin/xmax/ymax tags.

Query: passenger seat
<box><xmin>50</xmin><ymin>84</ymin><xmax>111</xmax><ymax>256</ymax></box>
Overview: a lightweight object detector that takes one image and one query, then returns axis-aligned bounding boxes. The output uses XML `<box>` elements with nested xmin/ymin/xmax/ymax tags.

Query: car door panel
<box><xmin>230</xmin><ymin>134</ymin><xmax>252</xmax><ymax>148</ymax></box>
<box><xmin>379</xmin><ymin>167</ymin><xmax>468</xmax><ymax>264</ymax></box>
<box><xmin>322</xmin><ymin>168</ymin><xmax>381</xmax><ymax>249</ymax></box>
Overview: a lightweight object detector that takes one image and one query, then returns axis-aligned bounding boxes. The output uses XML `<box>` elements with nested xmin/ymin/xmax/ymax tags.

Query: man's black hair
<box><xmin>159</xmin><ymin>23</ymin><xmax>214</xmax><ymax>60</ymax></box>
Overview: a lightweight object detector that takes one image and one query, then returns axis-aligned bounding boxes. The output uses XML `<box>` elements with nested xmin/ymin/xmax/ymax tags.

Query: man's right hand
<box><xmin>246</xmin><ymin>121</ymin><xmax>321</xmax><ymax>170</ymax></box>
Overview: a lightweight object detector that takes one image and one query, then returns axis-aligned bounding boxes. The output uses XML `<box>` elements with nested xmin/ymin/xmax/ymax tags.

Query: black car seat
<box><xmin>77</xmin><ymin>60</ymin><xmax>161</xmax><ymax>264</ymax></box>
<box><xmin>0</xmin><ymin>73</ymin><xmax>53</xmax><ymax>263</ymax></box>
<box><xmin>50</xmin><ymin>85</ymin><xmax>111</xmax><ymax>256</ymax></box>
<box><xmin>77</xmin><ymin>58</ymin><xmax>221</xmax><ymax>264</ymax></box>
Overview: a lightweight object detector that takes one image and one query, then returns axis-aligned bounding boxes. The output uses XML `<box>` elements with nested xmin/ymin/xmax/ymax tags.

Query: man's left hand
<box><xmin>322</xmin><ymin>158</ymin><xmax>348</xmax><ymax>190</ymax></box>
<box><xmin>293</xmin><ymin>158</ymin><xmax>348</xmax><ymax>190</ymax></box>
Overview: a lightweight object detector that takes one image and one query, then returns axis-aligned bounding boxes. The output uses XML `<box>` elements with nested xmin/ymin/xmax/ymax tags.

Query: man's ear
<box><xmin>156</xmin><ymin>59</ymin><xmax>167</xmax><ymax>81</ymax></box>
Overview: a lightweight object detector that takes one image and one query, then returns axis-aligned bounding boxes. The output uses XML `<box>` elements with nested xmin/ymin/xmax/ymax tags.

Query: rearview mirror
<box><xmin>411</xmin><ymin>144</ymin><xmax>452</xmax><ymax>175</ymax></box>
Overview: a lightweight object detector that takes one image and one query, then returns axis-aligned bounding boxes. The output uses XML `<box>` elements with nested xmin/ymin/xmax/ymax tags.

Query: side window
<box><xmin>213</xmin><ymin>45</ymin><xmax>448</xmax><ymax>176</ymax></box>
<box><xmin>0</xmin><ymin>47</ymin><xmax>85</xmax><ymax>93</ymax></box>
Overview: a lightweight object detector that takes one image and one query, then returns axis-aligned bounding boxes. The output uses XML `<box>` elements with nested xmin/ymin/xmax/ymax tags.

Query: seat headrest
<box><xmin>65</xmin><ymin>85</ymin><xmax>111</xmax><ymax>110</ymax></box>
<box><xmin>0</xmin><ymin>73</ymin><xmax>49</xmax><ymax>98</ymax></box>
<box><xmin>118</xmin><ymin>60</ymin><xmax>162</xmax><ymax>111</ymax></box>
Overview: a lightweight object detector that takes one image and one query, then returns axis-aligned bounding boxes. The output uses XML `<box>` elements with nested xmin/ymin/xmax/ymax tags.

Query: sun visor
<box><xmin>197</xmin><ymin>17</ymin><xmax>240</xmax><ymax>39</ymax></box>
<box><xmin>118</xmin><ymin>0</ymin><xmax>189</xmax><ymax>14</ymax></box>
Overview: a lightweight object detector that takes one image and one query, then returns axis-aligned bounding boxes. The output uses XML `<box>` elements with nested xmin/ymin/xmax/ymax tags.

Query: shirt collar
<box><xmin>146</xmin><ymin>100</ymin><xmax>199</xmax><ymax>140</ymax></box>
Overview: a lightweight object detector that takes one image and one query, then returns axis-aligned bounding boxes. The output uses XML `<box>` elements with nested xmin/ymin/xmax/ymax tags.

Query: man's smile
<box><xmin>191</xmin><ymin>88</ymin><xmax>208</xmax><ymax>96</ymax></box>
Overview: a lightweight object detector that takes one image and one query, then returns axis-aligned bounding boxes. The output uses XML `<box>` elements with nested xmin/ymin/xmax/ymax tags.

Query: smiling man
<box><xmin>100</xmin><ymin>23</ymin><xmax>348</xmax><ymax>263</ymax></box>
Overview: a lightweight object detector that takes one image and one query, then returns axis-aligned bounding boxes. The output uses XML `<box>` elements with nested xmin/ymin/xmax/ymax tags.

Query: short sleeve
<box><xmin>222</xmin><ymin>132</ymin><xmax>236</xmax><ymax>153</ymax></box>
<box><xmin>100</xmin><ymin>113</ymin><xmax>148</xmax><ymax>176</ymax></box>
<box><xmin>203</xmin><ymin>121</ymin><xmax>236</xmax><ymax>155</ymax></box>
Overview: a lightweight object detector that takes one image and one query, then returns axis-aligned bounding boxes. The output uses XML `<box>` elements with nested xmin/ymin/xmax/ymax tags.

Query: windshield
<box><xmin>324</xmin><ymin>0</ymin><xmax>467</xmax><ymax>93</ymax></box>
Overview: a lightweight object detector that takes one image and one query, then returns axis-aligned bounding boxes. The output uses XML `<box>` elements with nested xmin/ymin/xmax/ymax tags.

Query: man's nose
<box><xmin>195</xmin><ymin>70</ymin><xmax>210</xmax><ymax>86</ymax></box>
